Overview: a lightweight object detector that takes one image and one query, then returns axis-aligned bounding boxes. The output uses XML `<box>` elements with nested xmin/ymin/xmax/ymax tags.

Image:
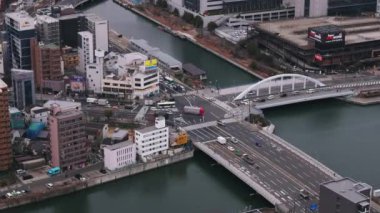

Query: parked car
<box><xmin>46</xmin><ymin>183</ymin><xmax>53</xmax><ymax>189</ymax></box>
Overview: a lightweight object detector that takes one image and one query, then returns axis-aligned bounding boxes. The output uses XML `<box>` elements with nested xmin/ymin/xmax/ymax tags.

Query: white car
<box><xmin>230</xmin><ymin>137</ymin><xmax>238</xmax><ymax>144</ymax></box>
<box><xmin>46</xmin><ymin>183</ymin><xmax>53</xmax><ymax>189</ymax></box>
<box><xmin>227</xmin><ymin>146</ymin><xmax>235</xmax><ymax>151</ymax></box>
<box><xmin>267</xmin><ymin>95</ymin><xmax>275</xmax><ymax>100</ymax></box>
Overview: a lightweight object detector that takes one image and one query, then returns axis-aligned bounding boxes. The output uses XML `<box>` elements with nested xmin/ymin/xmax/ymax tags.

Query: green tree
<box><xmin>246</xmin><ymin>41</ymin><xmax>259</xmax><ymax>56</ymax></box>
<box><xmin>207</xmin><ymin>21</ymin><xmax>218</xmax><ymax>32</ymax></box>
<box><xmin>173</xmin><ymin>8</ymin><xmax>179</xmax><ymax>17</ymax></box>
<box><xmin>104</xmin><ymin>109</ymin><xmax>113</xmax><ymax>121</ymax></box>
<box><xmin>156</xmin><ymin>0</ymin><xmax>168</xmax><ymax>8</ymax></box>
<box><xmin>182</xmin><ymin>12</ymin><xmax>194</xmax><ymax>24</ymax></box>
<box><xmin>194</xmin><ymin>15</ymin><xmax>204</xmax><ymax>28</ymax></box>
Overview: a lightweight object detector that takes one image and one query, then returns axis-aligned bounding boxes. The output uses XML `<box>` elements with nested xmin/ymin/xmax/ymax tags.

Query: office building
<box><xmin>0</xmin><ymin>79</ymin><xmax>12</xmax><ymax>171</ymax></box>
<box><xmin>36</xmin><ymin>15</ymin><xmax>60</xmax><ymax>46</ymax></box>
<box><xmin>31</xmin><ymin>39</ymin><xmax>63</xmax><ymax>90</ymax></box>
<box><xmin>58</xmin><ymin>13</ymin><xmax>86</xmax><ymax>48</ymax></box>
<box><xmin>135</xmin><ymin>116</ymin><xmax>169</xmax><ymax>161</ymax></box>
<box><xmin>295</xmin><ymin>0</ymin><xmax>376</xmax><ymax>17</ymax></box>
<box><xmin>320</xmin><ymin>178</ymin><xmax>371</xmax><ymax>213</ymax></box>
<box><xmin>44</xmin><ymin>100</ymin><xmax>88</xmax><ymax>170</ymax></box>
<box><xmin>5</xmin><ymin>11</ymin><xmax>36</xmax><ymax>70</ymax></box>
<box><xmin>256</xmin><ymin>16</ymin><xmax>380</xmax><ymax>71</ymax></box>
<box><xmin>78</xmin><ymin>31</ymin><xmax>94</xmax><ymax>73</ymax></box>
<box><xmin>102</xmin><ymin>52</ymin><xmax>160</xmax><ymax>99</ymax></box>
<box><xmin>85</xmin><ymin>14</ymin><xmax>109</xmax><ymax>52</ymax></box>
<box><xmin>30</xmin><ymin>106</ymin><xmax>50</xmax><ymax>126</ymax></box>
<box><xmin>103</xmin><ymin>141</ymin><xmax>136</xmax><ymax>170</ymax></box>
<box><xmin>11</xmin><ymin>68</ymin><xmax>35</xmax><ymax>109</ymax></box>
<box><xmin>86</xmin><ymin>49</ymin><xmax>105</xmax><ymax>94</ymax></box>
<box><xmin>62</xmin><ymin>46</ymin><xmax>79</xmax><ymax>69</ymax></box>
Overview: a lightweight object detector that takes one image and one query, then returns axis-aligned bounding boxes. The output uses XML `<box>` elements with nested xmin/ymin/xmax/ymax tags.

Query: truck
<box><xmin>97</xmin><ymin>99</ymin><xmax>109</xmax><ymax>106</ymax></box>
<box><xmin>86</xmin><ymin>98</ymin><xmax>98</xmax><ymax>104</ymax></box>
<box><xmin>217</xmin><ymin>136</ymin><xmax>226</xmax><ymax>145</ymax></box>
<box><xmin>183</xmin><ymin>106</ymin><xmax>205</xmax><ymax>116</ymax></box>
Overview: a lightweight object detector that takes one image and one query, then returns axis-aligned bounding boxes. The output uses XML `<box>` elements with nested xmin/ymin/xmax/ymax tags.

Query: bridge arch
<box><xmin>234</xmin><ymin>74</ymin><xmax>326</xmax><ymax>101</ymax></box>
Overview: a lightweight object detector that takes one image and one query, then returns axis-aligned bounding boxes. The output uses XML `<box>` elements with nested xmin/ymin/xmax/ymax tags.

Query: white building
<box><xmin>30</xmin><ymin>106</ymin><xmax>49</xmax><ymax>126</ymax></box>
<box><xmin>86</xmin><ymin>49</ymin><xmax>105</xmax><ymax>94</ymax></box>
<box><xmin>85</xmin><ymin>14</ymin><xmax>109</xmax><ymax>52</ymax></box>
<box><xmin>78</xmin><ymin>31</ymin><xmax>94</xmax><ymax>73</ymax></box>
<box><xmin>103</xmin><ymin>141</ymin><xmax>136</xmax><ymax>170</ymax></box>
<box><xmin>102</xmin><ymin>52</ymin><xmax>160</xmax><ymax>99</ymax></box>
<box><xmin>135</xmin><ymin>116</ymin><xmax>169</xmax><ymax>161</ymax></box>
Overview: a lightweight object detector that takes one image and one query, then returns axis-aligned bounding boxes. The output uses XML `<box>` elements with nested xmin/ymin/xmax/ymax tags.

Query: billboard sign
<box><xmin>70</xmin><ymin>75</ymin><xmax>85</xmax><ymax>92</ymax></box>
<box><xmin>144</xmin><ymin>59</ymin><xmax>158</xmax><ymax>72</ymax></box>
<box><xmin>308</xmin><ymin>30</ymin><xmax>322</xmax><ymax>42</ymax></box>
<box><xmin>308</xmin><ymin>26</ymin><xmax>345</xmax><ymax>45</ymax></box>
<box><xmin>314</xmin><ymin>54</ymin><xmax>323</xmax><ymax>62</ymax></box>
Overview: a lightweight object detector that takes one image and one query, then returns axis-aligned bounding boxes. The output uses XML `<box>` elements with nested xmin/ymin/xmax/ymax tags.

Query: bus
<box><xmin>164</xmin><ymin>76</ymin><xmax>174</xmax><ymax>82</ymax></box>
<box><xmin>157</xmin><ymin>101</ymin><xmax>176</xmax><ymax>108</ymax></box>
<box><xmin>47</xmin><ymin>167</ymin><xmax>61</xmax><ymax>176</ymax></box>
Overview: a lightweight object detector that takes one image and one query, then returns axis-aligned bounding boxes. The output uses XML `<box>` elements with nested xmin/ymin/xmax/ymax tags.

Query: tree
<box><xmin>194</xmin><ymin>15</ymin><xmax>204</xmax><ymax>28</ymax></box>
<box><xmin>207</xmin><ymin>21</ymin><xmax>218</xmax><ymax>32</ymax></box>
<box><xmin>156</xmin><ymin>0</ymin><xmax>168</xmax><ymax>9</ymax></box>
<box><xmin>173</xmin><ymin>8</ymin><xmax>179</xmax><ymax>17</ymax></box>
<box><xmin>246</xmin><ymin>41</ymin><xmax>259</xmax><ymax>57</ymax></box>
<box><xmin>104</xmin><ymin>109</ymin><xmax>113</xmax><ymax>121</ymax></box>
<box><xmin>182</xmin><ymin>12</ymin><xmax>194</xmax><ymax>24</ymax></box>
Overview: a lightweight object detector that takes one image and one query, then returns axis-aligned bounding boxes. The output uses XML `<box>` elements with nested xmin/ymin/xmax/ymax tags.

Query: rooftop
<box><xmin>103</xmin><ymin>140</ymin><xmax>134</xmax><ymax>151</ymax></box>
<box><xmin>36</xmin><ymin>15</ymin><xmax>58</xmax><ymax>24</ymax></box>
<box><xmin>31</xmin><ymin>106</ymin><xmax>49</xmax><ymax>114</ymax></box>
<box><xmin>136</xmin><ymin>125</ymin><xmax>160</xmax><ymax>134</ymax></box>
<box><xmin>257</xmin><ymin>16</ymin><xmax>380</xmax><ymax>49</ymax></box>
<box><xmin>9</xmin><ymin>107</ymin><xmax>21</xmax><ymax>114</ymax></box>
<box><xmin>0</xmin><ymin>79</ymin><xmax>7</xmax><ymax>89</ymax></box>
<box><xmin>85</xmin><ymin>14</ymin><xmax>107</xmax><ymax>23</ymax></box>
<box><xmin>183</xmin><ymin>63</ymin><xmax>206</xmax><ymax>76</ymax></box>
<box><xmin>322</xmin><ymin>178</ymin><xmax>371</xmax><ymax>204</ymax></box>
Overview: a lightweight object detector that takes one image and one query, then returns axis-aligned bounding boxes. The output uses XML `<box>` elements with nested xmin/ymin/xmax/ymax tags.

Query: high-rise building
<box><xmin>44</xmin><ymin>100</ymin><xmax>88</xmax><ymax>170</ymax></box>
<box><xmin>135</xmin><ymin>116</ymin><xmax>169</xmax><ymax>161</ymax></box>
<box><xmin>36</xmin><ymin>15</ymin><xmax>60</xmax><ymax>46</ymax></box>
<box><xmin>78</xmin><ymin>31</ymin><xmax>94</xmax><ymax>73</ymax></box>
<box><xmin>11</xmin><ymin>68</ymin><xmax>35</xmax><ymax>109</ymax></box>
<box><xmin>58</xmin><ymin>13</ymin><xmax>86</xmax><ymax>48</ymax></box>
<box><xmin>86</xmin><ymin>49</ymin><xmax>104</xmax><ymax>94</ymax></box>
<box><xmin>85</xmin><ymin>14</ymin><xmax>109</xmax><ymax>53</ymax></box>
<box><xmin>5</xmin><ymin>11</ymin><xmax>36</xmax><ymax>70</ymax></box>
<box><xmin>0</xmin><ymin>79</ymin><xmax>12</xmax><ymax>171</ymax></box>
<box><xmin>31</xmin><ymin>39</ymin><xmax>63</xmax><ymax>90</ymax></box>
<box><xmin>320</xmin><ymin>178</ymin><xmax>372</xmax><ymax>213</ymax></box>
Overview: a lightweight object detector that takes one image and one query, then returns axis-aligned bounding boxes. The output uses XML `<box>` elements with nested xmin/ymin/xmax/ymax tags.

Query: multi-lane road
<box><xmin>187</xmin><ymin>122</ymin><xmax>335</xmax><ymax>212</ymax></box>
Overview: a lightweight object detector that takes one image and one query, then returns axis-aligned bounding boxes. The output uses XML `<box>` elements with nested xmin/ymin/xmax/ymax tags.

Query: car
<box><xmin>217</xmin><ymin>120</ymin><xmax>226</xmax><ymax>126</ymax></box>
<box><xmin>22</xmin><ymin>174</ymin><xmax>33</xmax><ymax>180</ymax></box>
<box><xmin>252</xmin><ymin>98</ymin><xmax>261</xmax><ymax>102</ymax></box>
<box><xmin>280</xmin><ymin>93</ymin><xmax>287</xmax><ymax>98</ymax></box>
<box><xmin>255</xmin><ymin>142</ymin><xmax>262</xmax><ymax>147</ymax></box>
<box><xmin>291</xmin><ymin>90</ymin><xmax>300</xmax><ymax>95</ymax></box>
<box><xmin>299</xmin><ymin>189</ymin><xmax>310</xmax><ymax>200</ymax></box>
<box><xmin>80</xmin><ymin>177</ymin><xmax>86</xmax><ymax>182</ymax></box>
<box><xmin>227</xmin><ymin>146</ymin><xmax>235</xmax><ymax>151</ymax></box>
<box><xmin>75</xmin><ymin>174</ymin><xmax>83</xmax><ymax>180</ymax></box>
<box><xmin>306</xmin><ymin>88</ymin><xmax>316</xmax><ymax>94</ymax></box>
<box><xmin>234</xmin><ymin>150</ymin><xmax>242</xmax><ymax>156</ymax></box>
<box><xmin>230</xmin><ymin>137</ymin><xmax>238</xmax><ymax>144</ymax></box>
<box><xmin>258</xmin><ymin>98</ymin><xmax>266</xmax><ymax>103</ymax></box>
<box><xmin>16</xmin><ymin>169</ymin><xmax>26</xmax><ymax>175</ymax></box>
<box><xmin>242</xmin><ymin>154</ymin><xmax>255</xmax><ymax>165</ymax></box>
<box><xmin>46</xmin><ymin>183</ymin><xmax>53</xmax><ymax>189</ymax></box>
<box><xmin>267</xmin><ymin>95</ymin><xmax>275</xmax><ymax>100</ymax></box>
<box><xmin>99</xmin><ymin>169</ymin><xmax>107</xmax><ymax>174</ymax></box>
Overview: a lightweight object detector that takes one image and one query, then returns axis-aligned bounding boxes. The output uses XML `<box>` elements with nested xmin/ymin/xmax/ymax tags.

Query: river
<box><xmin>5</xmin><ymin>1</ymin><xmax>380</xmax><ymax>212</ymax></box>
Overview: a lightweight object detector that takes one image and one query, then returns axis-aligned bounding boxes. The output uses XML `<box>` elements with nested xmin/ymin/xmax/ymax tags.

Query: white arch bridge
<box><xmin>234</xmin><ymin>74</ymin><xmax>327</xmax><ymax>101</ymax></box>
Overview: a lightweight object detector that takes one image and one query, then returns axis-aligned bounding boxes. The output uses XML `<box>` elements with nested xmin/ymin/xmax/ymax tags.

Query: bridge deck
<box><xmin>189</xmin><ymin>122</ymin><xmax>339</xmax><ymax>212</ymax></box>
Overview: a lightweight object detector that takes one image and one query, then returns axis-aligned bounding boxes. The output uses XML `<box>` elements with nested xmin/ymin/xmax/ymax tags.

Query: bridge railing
<box><xmin>258</xmin><ymin>129</ymin><xmax>342</xmax><ymax>180</ymax></box>
<box><xmin>194</xmin><ymin>142</ymin><xmax>283</xmax><ymax>207</ymax></box>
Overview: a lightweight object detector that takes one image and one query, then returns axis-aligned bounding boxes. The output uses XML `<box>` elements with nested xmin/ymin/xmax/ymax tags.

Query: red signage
<box><xmin>314</xmin><ymin>54</ymin><xmax>323</xmax><ymax>62</ymax></box>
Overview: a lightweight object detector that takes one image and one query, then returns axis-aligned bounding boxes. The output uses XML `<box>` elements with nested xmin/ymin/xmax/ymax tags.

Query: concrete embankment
<box><xmin>112</xmin><ymin>0</ymin><xmax>265</xmax><ymax>80</ymax></box>
<box><xmin>0</xmin><ymin>150</ymin><xmax>193</xmax><ymax>210</ymax></box>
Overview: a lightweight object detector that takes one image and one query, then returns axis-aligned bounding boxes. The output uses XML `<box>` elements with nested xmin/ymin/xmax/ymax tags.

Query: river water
<box><xmin>5</xmin><ymin>1</ymin><xmax>380</xmax><ymax>212</ymax></box>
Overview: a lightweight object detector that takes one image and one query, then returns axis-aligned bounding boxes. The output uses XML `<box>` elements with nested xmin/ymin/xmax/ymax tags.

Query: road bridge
<box><xmin>187</xmin><ymin>122</ymin><xmax>340</xmax><ymax>213</ymax></box>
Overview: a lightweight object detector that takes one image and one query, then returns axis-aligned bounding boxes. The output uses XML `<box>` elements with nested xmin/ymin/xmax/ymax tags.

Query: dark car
<box><xmin>99</xmin><ymin>169</ymin><xmax>107</xmax><ymax>174</ymax></box>
<box><xmin>74</xmin><ymin>174</ymin><xmax>83</xmax><ymax>180</ymax></box>
<box><xmin>22</xmin><ymin>174</ymin><xmax>33</xmax><ymax>180</ymax></box>
<box><xmin>258</xmin><ymin>98</ymin><xmax>266</xmax><ymax>103</ymax></box>
<box><xmin>242</xmin><ymin>154</ymin><xmax>255</xmax><ymax>165</ymax></box>
<box><xmin>280</xmin><ymin>93</ymin><xmax>287</xmax><ymax>98</ymax></box>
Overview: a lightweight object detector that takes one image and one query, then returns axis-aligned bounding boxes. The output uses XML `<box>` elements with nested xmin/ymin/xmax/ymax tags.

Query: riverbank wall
<box><xmin>0</xmin><ymin>150</ymin><xmax>194</xmax><ymax>210</ymax></box>
<box><xmin>112</xmin><ymin>0</ymin><xmax>265</xmax><ymax>80</ymax></box>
